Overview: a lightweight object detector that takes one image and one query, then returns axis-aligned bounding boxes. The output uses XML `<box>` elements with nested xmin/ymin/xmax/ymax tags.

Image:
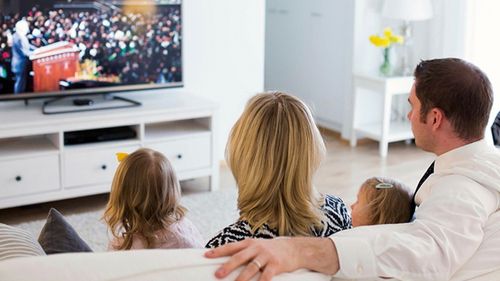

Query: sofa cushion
<box><xmin>38</xmin><ymin>208</ymin><xmax>93</xmax><ymax>254</ymax></box>
<box><xmin>0</xmin><ymin>223</ymin><xmax>46</xmax><ymax>261</ymax></box>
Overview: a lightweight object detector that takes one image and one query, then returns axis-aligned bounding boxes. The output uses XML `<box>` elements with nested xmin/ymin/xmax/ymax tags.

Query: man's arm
<box><xmin>20</xmin><ymin>37</ymin><xmax>35</xmax><ymax>56</ymax></box>
<box><xmin>205</xmin><ymin>237</ymin><xmax>339</xmax><ymax>281</ymax></box>
<box><xmin>206</xmin><ymin>175</ymin><xmax>495</xmax><ymax>281</ymax></box>
<box><xmin>331</xmin><ymin>175</ymin><xmax>495</xmax><ymax>280</ymax></box>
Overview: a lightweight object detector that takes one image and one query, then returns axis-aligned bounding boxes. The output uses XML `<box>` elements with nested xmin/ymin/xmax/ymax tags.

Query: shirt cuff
<box><xmin>329</xmin><ymin>236</ymin><xmax>377</xmax><ymax>279</ymax></box>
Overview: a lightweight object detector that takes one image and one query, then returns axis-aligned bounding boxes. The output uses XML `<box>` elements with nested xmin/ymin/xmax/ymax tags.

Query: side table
<box><xmin>350</xmin><ymin>73</ymin><xmax>414</xmax><ymax>157</ymax></box>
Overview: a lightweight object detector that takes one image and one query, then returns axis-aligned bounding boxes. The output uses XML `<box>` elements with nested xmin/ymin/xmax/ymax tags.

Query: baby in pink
<box><xmin>108</xmin><ymin>217</ymin><xmax>203</xmax><ymax>250</ymax></box>
<box><xmin>104</xmin><ymin>148</ymin><xmax>203</xmax><ymax>250</ymax></box>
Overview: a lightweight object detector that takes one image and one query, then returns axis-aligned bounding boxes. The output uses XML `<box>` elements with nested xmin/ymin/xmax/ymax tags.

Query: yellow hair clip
<box><xmin>116</xmin><ymin>152</ymin><xmax>129</xmax><ymax>162</ymax></box>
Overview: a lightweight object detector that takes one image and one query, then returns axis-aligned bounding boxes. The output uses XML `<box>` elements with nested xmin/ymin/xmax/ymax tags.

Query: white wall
<box><xmin>344</xmin><ymin>0</ymin><xmax>384</xmax><ymax>138</ymax></box>
<box><xmin>182</xmin><ymin>0</ymin><xmax>266</xmax><ymax>160</ymax></box>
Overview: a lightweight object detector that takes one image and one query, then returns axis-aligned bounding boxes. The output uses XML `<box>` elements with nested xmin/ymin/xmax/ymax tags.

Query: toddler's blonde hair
<box><xmin>103</xmin><ymin>148</ymin><xmax>186</xmax><ymax>250</ymax></box>
<box><xmin>360</xmin><ymin>177</ymin><xmax>412</xmax><ymax>225</ymax></box>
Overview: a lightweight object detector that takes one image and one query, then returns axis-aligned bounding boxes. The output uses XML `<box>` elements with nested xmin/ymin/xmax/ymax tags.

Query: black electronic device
<box><xmin>73</xmin><ymin>98</ymin><xmax>94</xmax><ymax>106</ymax></box>
<box><xmin>64</xmin><ymin>126</ymin><xmax>137</xmax><ymax>145</ymax></box>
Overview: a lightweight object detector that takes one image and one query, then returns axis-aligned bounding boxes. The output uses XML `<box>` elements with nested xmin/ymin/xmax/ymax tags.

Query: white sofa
<box><xmin>1</xmin><ymin>248</ymin><xmax>500</xmax><ymax>281</ymax></box>
<box><xmin>2</xmin><ymin>207</ymin><xmax>499</xmax><ymax>281</ymax></box>
<box><xmin>0</xmin><ymin>249</ymin><xmax>332</xmax><ymax>281</ymax></box>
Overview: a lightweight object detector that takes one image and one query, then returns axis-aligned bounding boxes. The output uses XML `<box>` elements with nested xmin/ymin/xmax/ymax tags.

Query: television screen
<box><xmin>0</xmin><ymin>0</ymin><xmax>182</xmax><ymax>99</ymax></box>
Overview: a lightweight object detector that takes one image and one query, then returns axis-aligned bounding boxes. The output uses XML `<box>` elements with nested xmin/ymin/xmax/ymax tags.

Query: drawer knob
<box><xmin>101</xmin><ymin>164</ymin><xmax>107</xmax><ymax>170</ymax></box>
<box><xmin>177</xmin><ymin>154</ymin><xmax>182</xmax><ymax>159</ymax></box>
<box><xmin>15</xmin><ymin>175</ymin><xmax>22</xmax><ymax>182</ymax></box>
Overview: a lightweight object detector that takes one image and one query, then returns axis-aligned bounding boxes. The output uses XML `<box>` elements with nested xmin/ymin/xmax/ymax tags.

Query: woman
<box><xmin>206</xmin><ymin>92</ymin><xmax>351</xmax><ymax>248</ymax></box>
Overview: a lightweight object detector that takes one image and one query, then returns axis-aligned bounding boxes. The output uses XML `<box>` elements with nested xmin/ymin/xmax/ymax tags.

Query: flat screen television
<box><xmin>0</xmin><ymin>0</ymin><xmax>182</xmax><ymax>113</ymax></box>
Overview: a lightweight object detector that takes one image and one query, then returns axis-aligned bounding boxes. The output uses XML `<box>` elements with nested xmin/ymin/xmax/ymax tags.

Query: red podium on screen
<box><xmin>29</xmin><ymin>42</ymin><xmax>80</xmax><ymax>92</ymax></box>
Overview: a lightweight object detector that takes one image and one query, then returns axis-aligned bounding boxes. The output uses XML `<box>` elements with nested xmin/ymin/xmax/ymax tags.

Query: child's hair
<box><xmin>360</xmin><ymin>177</ymin><xmax>413</xmax><ymax>225</ymax></box>
<box><xmin>226</xmin><ymin>92</ymin><xmax>326</xmax><ymax>236</ymax></box>
<box><xmin>103</xmin><ymin>148</ymin><xmax>186</xmax><ymax>250</ymax></box>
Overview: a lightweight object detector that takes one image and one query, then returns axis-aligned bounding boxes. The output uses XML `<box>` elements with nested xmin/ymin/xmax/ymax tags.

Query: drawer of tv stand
<box><xmin>0</xmin><ymin>155</ymin><xmax>60</xmax><ymax>199</ymax></box>
<box><xmin>145</xmin><ymin>133</ymin><xmax>211</xmax><ymax>173</ymax></box>
<box><xmin>63</xmin><ymin>145</ymin><xmax>140</xmax><ymax>188</ymax></box>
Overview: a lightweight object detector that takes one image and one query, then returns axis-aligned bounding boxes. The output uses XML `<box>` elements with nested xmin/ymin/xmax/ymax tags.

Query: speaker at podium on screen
<box><xmin>29</xmin><ymin>42</ymin><xmax>80</xmax><ymax>93</ymax></box>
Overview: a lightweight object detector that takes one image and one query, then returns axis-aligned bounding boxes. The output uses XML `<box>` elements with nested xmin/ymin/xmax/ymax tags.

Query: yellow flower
<box><xmin>369</xmin><ymin>35</ymin><xmax>390</xmax><ymax>48</ymax></box>
<box><xmin>369</xmin><ymin>27</ymin><xmax>404</xmax><ymax>48</ymax></box>
<box><xmin>383</xmin><ymin>27</ymin><xmax>393</xmax><ymax>38</ymax></box>
<box><xmin>389</xmin><ymin>35</ymin><xmax>404</xmax><ymax>44</ymax></box>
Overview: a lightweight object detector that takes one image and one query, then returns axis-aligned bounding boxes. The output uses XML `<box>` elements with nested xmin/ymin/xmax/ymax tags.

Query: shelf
<box><xmin>353</xmin><ymin>73</ymin><xmax>414</xmax><ymax>95</ymax></box>
<box><xmin>63</xmin><ymin>125</ymin><xmax>140</xmax><ymax>150</ymax></box>
<box><xmin>145</xmin><ymin>119</ymin><xmax>211</xmax><ymax>142</ymax></box>
<box><xmin>355</xmin><ymin>121</ymin><xmax>413</xmax><ymax>142</ymax></box>
<box><xmin>0</xmin><ymin>136</ymin><xmax>59</xmax><ymax>160</ymax></box>
<box><xmin>63</xmin><ymin>138</ymin><xmax>141</xmax><ymax>151</ymax></box>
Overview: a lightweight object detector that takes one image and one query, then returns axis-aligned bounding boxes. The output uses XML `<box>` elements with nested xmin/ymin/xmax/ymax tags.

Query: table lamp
<box><xmin>382</xmin><ymin>0</ymin><xmax>433</xmax><ymax>75</ymax></box>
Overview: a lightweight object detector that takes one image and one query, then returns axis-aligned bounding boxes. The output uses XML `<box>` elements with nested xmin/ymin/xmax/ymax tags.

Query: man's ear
<box><xmin>430</xmin><ymin>108</ymin><xmax>445</xmax><ymax>130</ymax></box>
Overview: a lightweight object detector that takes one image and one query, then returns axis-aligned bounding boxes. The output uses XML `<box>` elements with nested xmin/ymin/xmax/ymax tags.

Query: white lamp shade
<box><xmin>382</xmin><ymin>0</ymin><xmax>433</xmax><ymax>21</ymax></box>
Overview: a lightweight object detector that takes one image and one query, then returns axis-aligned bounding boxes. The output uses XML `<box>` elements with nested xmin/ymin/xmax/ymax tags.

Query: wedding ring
<box><xmin>250</xmin><ymin>259</ymin><xmax>263</xmax><ymax>271</ymax></box>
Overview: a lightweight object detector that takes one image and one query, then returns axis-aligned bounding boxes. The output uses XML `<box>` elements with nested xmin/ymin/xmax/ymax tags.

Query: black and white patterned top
<box><xmin>205</xmin><ymin>194</ymin><xmax>352</xmax><ymax>248</ymax></box>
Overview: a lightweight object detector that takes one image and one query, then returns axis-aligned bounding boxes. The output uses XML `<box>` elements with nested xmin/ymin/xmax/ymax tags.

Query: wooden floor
<box><xmin>314</xmin><ymin>129</ymin><xmax>433</xmax><ymax>205</ymax></box>
<box><xmin>0</xmin><ymin>129</ymin><xmax>434</xmax><ymax>225</ymax></box>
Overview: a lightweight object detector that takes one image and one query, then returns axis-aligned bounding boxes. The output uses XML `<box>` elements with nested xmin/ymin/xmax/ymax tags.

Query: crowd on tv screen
<box><xmin>0</xmin><ymin>5</ymin><xmax>182</xmax><ymax>94</ymax></box>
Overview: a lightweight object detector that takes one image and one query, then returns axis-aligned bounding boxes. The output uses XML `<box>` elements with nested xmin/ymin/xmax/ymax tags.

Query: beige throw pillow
<box><xmin>0</xmin><ymin>223</ymin><xmax>46</xmax><ymax>261</ymax></box>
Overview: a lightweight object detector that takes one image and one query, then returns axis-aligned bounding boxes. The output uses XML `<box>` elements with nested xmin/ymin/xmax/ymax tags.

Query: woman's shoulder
<box><xmin>321</xmin><ymin>194</ymin><xmax>350</xmax><ymax>215</ymax></box>
<box><xmin>315</xmin><ymin>194</ymin><xmax>352</xmax><ymax>237</ymax></box>
<box><xmin>205</xmin><ymin>221</ymin><xmax>253</xmax><ymax>248</ymax></box>
<box><xmin>205</xmin><ymin>220</ymin><xmax>277</xmax><ymax>248</ymax></box>
<box><xmin>323</xmin><ymin>194</ymin><xmax>346</xmax><ymax>206</ymax></box>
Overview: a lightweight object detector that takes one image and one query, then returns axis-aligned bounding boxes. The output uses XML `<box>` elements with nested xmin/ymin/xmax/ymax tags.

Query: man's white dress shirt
<box><xmin>330</xmin><ymin>139</ymin><xmax>500</xmax><ymax>280</ymax></box>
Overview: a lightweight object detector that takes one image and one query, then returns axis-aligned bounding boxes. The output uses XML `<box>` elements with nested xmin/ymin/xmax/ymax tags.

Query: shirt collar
<box><xmin>434</xmin><ymin>139</ymin><xmax>490</xmax><ymax>172</ymax></box>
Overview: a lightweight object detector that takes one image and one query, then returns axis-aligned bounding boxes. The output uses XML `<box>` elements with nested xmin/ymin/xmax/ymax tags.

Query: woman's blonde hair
<box><xmin>360</xmin><ymin>177</ymin><xmax>412</xmax><ymax>225</ymax></box>
<box><xmin>103</xmin><ymin>148</ymin><xmax>186</xmax><ymax>250</ymax></box>
<box><xmin>227</xmin><ymin>92</ymin><xmax>326</xmax><ymax>236</ymax></box>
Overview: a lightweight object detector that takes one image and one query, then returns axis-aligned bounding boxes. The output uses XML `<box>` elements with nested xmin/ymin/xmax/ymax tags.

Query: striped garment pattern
<box><xmin>206</xmin><ymin>194</ymin><xmax>352</xmax><ymax>248</ymax></box>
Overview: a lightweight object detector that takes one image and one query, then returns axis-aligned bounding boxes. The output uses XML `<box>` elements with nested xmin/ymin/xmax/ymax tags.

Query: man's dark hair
<box><xmin>414</xmin><ymin>58</ymin><xmax>493</xmax><ymax>141</ymax></box>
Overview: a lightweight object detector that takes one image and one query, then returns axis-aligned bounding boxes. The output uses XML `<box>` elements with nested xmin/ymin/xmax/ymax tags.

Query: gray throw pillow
<box><xmin>37</xmin><ymin>208</ymin><xmax>93</xmax><ymax>254</ymax></box>
<box><xmin>0</xmin><ymin>223</ymin><xmax>46</xmax><ymax>261</ymax></box>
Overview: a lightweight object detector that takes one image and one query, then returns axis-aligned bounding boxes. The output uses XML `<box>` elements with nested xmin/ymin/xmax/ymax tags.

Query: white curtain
<box><xmin>463</xmin><ymin>0</ymin><xmax>500</xmax><ymax>145</ymax></box>
<box><xmin>427</xmin><ymin>0</ymin><xmax>499</xmax><ymax>145</ymax></box>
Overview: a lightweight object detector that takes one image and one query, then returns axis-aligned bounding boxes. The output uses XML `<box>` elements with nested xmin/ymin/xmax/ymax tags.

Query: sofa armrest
<box><xmin>0</xmin><ymin>248</ymin><xmax>331</xmax><ymax>281</ymax></box>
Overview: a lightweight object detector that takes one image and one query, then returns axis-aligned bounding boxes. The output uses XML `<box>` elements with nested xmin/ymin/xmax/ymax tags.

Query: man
<box><xmin>11</xmin><ymin>19</ymin><xmax>36</xmax><ymax>94</ymax></box>
<box><xmin>205</xmin><ymin>58</ymin><xmax>500</xmax><ymax>281</ymax></box>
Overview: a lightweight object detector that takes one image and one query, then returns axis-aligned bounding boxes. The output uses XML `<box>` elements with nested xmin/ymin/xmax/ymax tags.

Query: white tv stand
<box><xmin>0</xmin><ymin>91</ymin><xmax>219</xmax><ymax>209</ymax></box>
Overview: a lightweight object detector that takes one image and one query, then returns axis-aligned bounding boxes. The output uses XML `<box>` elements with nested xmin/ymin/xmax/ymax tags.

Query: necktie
<box><xmin>409</xmin><ymin>161</ymin><xmax>434</xmax><ymax>219</ymax></box>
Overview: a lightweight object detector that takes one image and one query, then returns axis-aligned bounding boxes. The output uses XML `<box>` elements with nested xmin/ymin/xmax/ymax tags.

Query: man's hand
<box><xmin>204</xmin><ymin>237</ymin><xmax>340</xmax><ymax>281</ymax></box>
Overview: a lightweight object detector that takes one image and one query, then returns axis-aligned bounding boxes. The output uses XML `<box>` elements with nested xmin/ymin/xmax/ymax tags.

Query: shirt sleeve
<box><xmin>20</xmin><ymin>37</ymin><xmax>34</xmax><ymax>57</ymax></box>
<box><xmin>330</xmin><ymin>175</ymin><xmax>496</xmax><ymax>281</ymax></box>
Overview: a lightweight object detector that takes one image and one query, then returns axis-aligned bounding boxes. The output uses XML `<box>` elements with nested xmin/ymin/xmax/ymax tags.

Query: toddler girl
<box><xmin>103</xmin><ymin>148</ymin><xmax>203</xmax><ymax>250</ymax></box>
<box><xmin>350</xmin><ymin>177</ymin><xmax>413</xmax><ymax>227</ymax></box>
